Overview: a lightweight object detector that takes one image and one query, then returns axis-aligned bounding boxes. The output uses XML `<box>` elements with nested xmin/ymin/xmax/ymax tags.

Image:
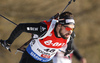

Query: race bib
<box><xmin>26</xmin><ymin>39</ymin><xmax>58</xmax><ymax>62</ymax></box>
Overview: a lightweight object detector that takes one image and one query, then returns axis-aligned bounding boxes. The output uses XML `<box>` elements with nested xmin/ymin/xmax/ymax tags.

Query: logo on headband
<box><xmin>65</xmin><ymin>19</ymin><xmax>75</xmax><ymax>24</ymax></box>
<box><xmin>59</xmin><ymin>19</ymin><xmax>75</xmax><ymax>25</ymax></box>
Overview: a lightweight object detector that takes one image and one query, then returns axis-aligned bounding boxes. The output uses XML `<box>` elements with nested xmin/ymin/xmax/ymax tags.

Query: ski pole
<box><xmin>56</xmin><ymin>0</ymin><xmax>76</xmax><ymax>22</ymax></box>
<box><xmin>0</xmin><ymin>14</ymin><xmax>17</xmax><ymax>25</ymax></box>
<box><xmin>61</xmin><ymin>0</ymin><xmax>76</xmax><ymax>14</ymax></box>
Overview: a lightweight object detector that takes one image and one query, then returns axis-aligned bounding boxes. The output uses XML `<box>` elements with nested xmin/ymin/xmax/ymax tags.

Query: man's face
<box><xmin>59</xmin><ymin>24</ymin><xmax>75</xmax><ymax>39</ymax></box>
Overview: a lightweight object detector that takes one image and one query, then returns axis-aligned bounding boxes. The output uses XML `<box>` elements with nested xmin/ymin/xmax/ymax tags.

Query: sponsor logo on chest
<box><xmin>39</xmin><ymin>32</ymin><xmax>67</xmax><ymax>48</ymax></box>
<box><xmin>44</xmin><ymin>40</ymin><xmax>65</xmax><ymax>47</ymax></box>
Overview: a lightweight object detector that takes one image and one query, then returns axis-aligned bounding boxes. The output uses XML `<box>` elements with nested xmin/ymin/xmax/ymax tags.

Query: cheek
<box><xmin>62</xmin><ymin>28</ymin><xmax>68</xmax><ymax>32</ymax></box>
<box><xmin>60</xmin><ymin>28</ymin><xmax>68</xmax><ymax>34</ymax></box>
<box><xmin>61</xmin><ymin>28</ymin><xmax>73</xmax><ymax>34</ymax></box>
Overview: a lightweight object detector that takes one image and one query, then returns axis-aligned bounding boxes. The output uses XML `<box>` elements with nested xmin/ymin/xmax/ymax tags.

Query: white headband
<box><xmin>65</xmin><ymin>19</ymin><xmax>75</xmax><ymax>24</ymax></box>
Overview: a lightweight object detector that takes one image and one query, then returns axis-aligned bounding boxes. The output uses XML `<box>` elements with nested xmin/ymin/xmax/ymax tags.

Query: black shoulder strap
<box><xmin>64</xmin><ymin>31</ymin><xmax>75</xmax><ymax>55</ymax></box>
<box><xmin>71</xmin><ymin>31</ymin><xmax>76</xmax><ymax>39</ymax></box>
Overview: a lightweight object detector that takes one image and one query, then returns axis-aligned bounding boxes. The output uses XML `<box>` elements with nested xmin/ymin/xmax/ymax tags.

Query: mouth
<box><xmin>65</xmin><ymin>34</ymin><xmax>70</xmax><ymax>37</ymax></box>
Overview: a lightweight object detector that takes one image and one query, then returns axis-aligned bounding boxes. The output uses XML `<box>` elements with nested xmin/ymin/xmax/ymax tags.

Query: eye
<box><xmin>63</xmin><ymin>26</ymin><xmax>73</xmax><ymax>31</ymax></box>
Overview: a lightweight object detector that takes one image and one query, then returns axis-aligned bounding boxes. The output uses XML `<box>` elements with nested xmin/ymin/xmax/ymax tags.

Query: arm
<box><xmin>6</xmin><ymin>23</ymin><xmax>47</xmax><ymax>44</ymax></box>
<box><xmin>73</xmin><ymin>44</ymin><xmax>82</xmax><ymax>60</ymax></box>
<box><xmin>0</xmin><ymin>22</ymin><xmax>47</xmax><ymax>52</ymax></box>
<box><xmin>64</xmin><ymin>31</ymin><xmax>87</xmax><ymax>63</ymax></box>
<box><xmin>73</xmin><ymin>43</ymin><xmax>87</xmax><ymax>63</ymax></box>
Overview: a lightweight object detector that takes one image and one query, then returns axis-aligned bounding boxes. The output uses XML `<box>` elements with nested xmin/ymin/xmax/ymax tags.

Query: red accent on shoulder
<box><xmin>42</xmin><ymin>20</ymin><xmax>51</xmax><ymax>30</ymax></box>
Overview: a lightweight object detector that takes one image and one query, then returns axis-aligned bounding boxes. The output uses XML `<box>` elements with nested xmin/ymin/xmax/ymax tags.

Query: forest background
<box><xmin>0</xmin><ymin>0</ymin><xmax>100</xmax><ymax>63</ymax></box>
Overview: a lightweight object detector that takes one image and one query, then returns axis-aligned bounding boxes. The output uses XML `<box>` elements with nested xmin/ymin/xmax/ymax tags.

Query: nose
<box><xmin>68</xmin><ymin>30</ymin><xmax>72</xmax><ymax>34</ymax></box>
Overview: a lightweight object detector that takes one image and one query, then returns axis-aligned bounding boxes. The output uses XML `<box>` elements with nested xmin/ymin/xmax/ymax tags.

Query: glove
<box><xmin>15</xmin><ymin>48</ymin><xmax>26</xmax><ymax>54</ymax></box>
<box><xmin>0</xmin><ymin>39</ymin><xmax>11</xmax><ymax>52</ymax></box>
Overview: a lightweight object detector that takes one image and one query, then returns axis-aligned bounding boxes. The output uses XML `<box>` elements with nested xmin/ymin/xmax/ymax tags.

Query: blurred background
<box><xmin>0</xmin><ymin>0</ymin><xmax>100</xmax><ymax>63</ymax></box>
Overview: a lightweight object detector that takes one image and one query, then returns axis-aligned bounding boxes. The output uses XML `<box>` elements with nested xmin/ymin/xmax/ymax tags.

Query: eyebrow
<box><xmin>63</xmin><ymin>25</ymin><xmax>75</xmax><ymax>29</ymax></box>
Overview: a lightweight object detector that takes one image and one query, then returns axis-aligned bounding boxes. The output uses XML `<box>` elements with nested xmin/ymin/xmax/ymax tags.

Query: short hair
<box><xmin>59</xmin><ymin>11</ymin><xmax>75</xmax><ymax>25</ymax></box>
<box><xmin>59</xmin><ymin>11</ymin><xmax>74</xmax><ymax>19</ymax></box>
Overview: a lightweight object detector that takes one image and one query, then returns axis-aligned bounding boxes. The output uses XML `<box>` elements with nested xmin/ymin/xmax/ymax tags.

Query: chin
<box><xmin>65</xmin><ymin>35</ymin><xmax>70</xmax><ymax>38</ymax></box>
<box><xmin>62</xmin><ymin>37</ymin><xmax>68</xmax><ymax>39</ymax></box>
<box><xmin>64</xmin><ymin>35</ymin><xmax>71</xmax><ymax>39</ymax></box>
